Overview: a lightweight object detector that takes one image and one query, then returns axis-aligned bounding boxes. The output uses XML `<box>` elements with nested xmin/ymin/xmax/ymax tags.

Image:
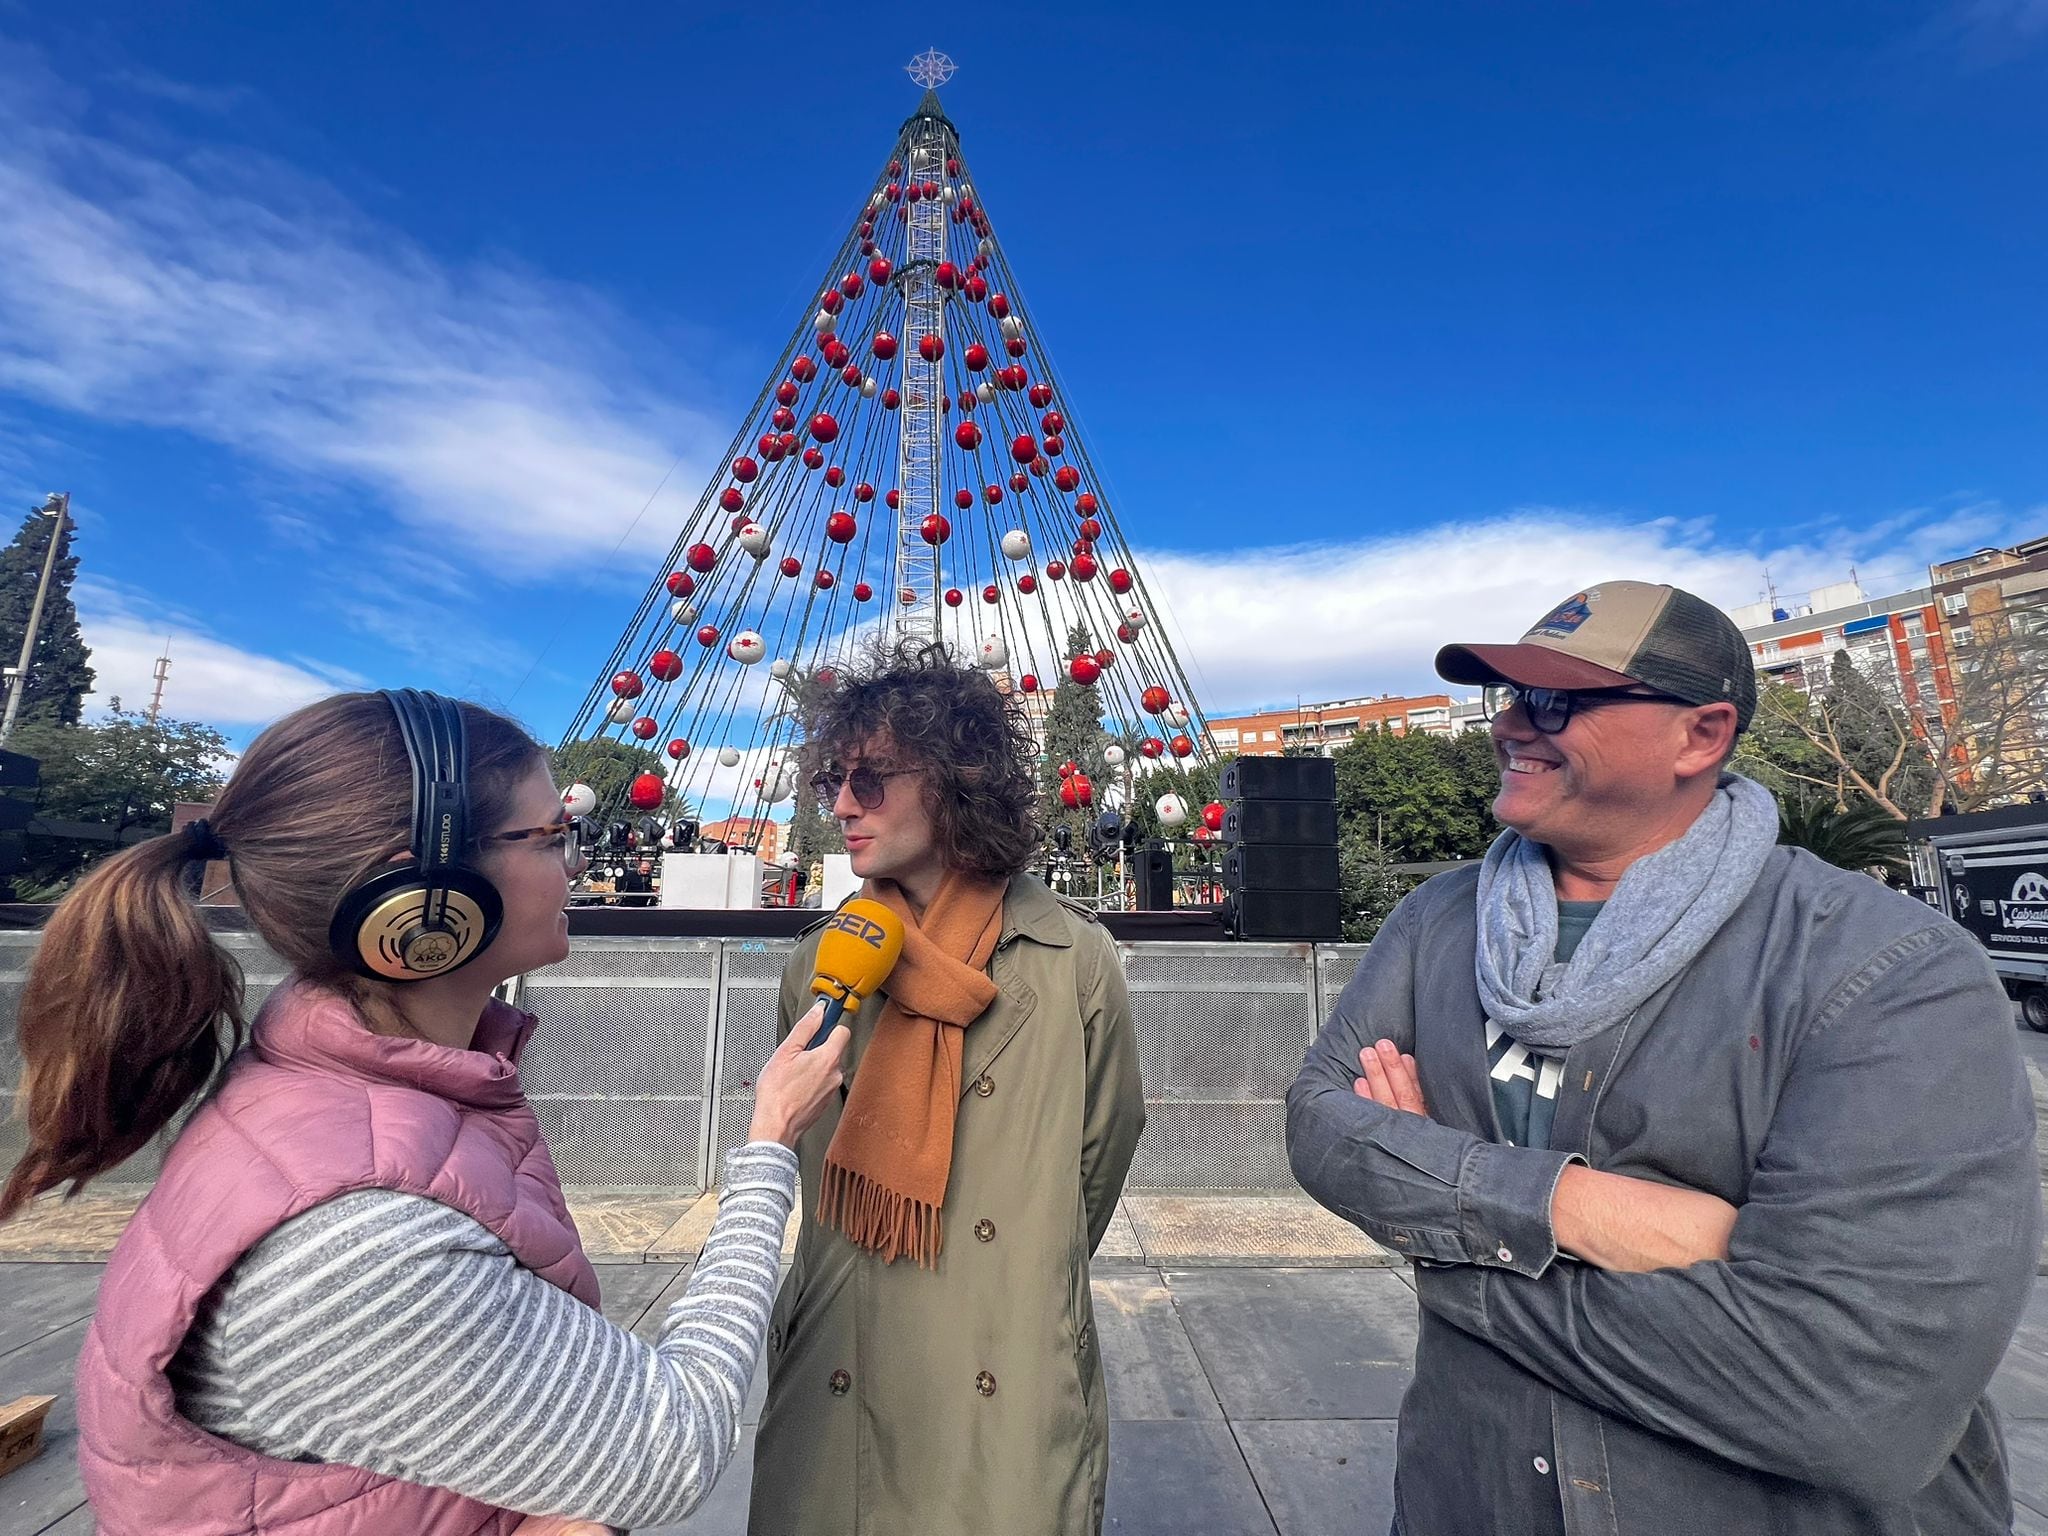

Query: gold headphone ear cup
<box><xmin>329</xmin><ymin>867</ymin><xmax>505</xmax><ymax>982</ymax></box>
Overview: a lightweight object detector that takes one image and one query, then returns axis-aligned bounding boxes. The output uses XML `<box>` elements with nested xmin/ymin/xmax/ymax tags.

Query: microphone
<box><xmin>805</xmin><ymin>898</ymin><xmax>904</xmax><ymax>1049</ymax></box>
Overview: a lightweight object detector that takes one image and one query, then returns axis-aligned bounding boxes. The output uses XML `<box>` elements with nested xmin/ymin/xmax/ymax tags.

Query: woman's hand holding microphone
<box><xmin>747</xmin><ymin>1002</ymin><xmax>850</xmax><ymax>1147</ymax></box>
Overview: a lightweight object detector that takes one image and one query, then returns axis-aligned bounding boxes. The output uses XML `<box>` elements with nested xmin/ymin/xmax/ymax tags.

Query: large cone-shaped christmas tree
<box><xmin>560</xmin><ymin>79</ymin><xmax>1212</xmax><ymax>854</ymax></box>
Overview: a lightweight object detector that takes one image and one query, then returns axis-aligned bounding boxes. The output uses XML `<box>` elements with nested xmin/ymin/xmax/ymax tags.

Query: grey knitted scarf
<box><xmin>1475</xmin><ymin>773</ymin><xmax>1781</xmax><ymax>1049</ymax></box>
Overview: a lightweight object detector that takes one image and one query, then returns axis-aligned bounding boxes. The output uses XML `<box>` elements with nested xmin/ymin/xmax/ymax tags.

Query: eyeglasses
<box><xmin>481</xmin><ymin>817</ymin><xmax>589</xmax><ymax>875</ymax></box>
<box><xmin>1481</xmin><ymin>682</ymin><xmax>1686</xmax><ymax>735</ymax></box>
<box><xmin>810</xmin><ymin>764</ymin><xmax>919</xmax><ymax>812</ymax></box>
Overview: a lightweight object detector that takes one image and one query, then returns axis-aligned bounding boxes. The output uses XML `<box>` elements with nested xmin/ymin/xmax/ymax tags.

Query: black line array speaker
<box><xmin>1136</xmin><ymin>840</ymin><xmax>1174</xmax><ymax>910</ymax></box>
<box><xmin>1219</xmin><ymin>753</ymin><xmax>1341</xmax><ymax>941</ymax></box>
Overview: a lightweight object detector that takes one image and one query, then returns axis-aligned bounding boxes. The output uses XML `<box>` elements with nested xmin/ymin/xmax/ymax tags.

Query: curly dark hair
<box><xmin>800</xmin><ymin>639</ymin><xmax>1041</xmax><ymax>881</ymax></box>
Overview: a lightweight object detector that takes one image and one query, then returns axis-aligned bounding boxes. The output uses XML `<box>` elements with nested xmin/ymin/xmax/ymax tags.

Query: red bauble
<box><xmin>1018</xmin><ymin>574</ymin><xmax>1038</xmax><ymax>594</ymax></box>
<box><xmin>964</xmin><ymin>275</ymin><xmax>988</xmax><ymax>302</ymax></box>
<box><xmin>954</xmin><ymin>421</ymin><xmax>982</xmax><ymax>451</ymax></box>
<box><xmin>666</xmin><ymin>571</ymin><xmax>694</xmax><ymax>597</ymax></box>
<box><xmin>983</xmin><ymin>584</ymin><xmax>1001</xmax><ymax>604</ymax></box>
<box><xmin>1075</xmin><ymin>493</ymin><xmax>1099</xmax><ymax>516</ymax></box>
<box><xmin>818</xmin><ymin>289</ymin><xmax>843</xmax><ymax>315</ymax></box>
<box><xmin>1045</xmin><ymin>560</ymin><xmax>1067</xmax><ymax>581</ymax></box>
<box><xmin>1005</xmin><ymin>336</ymin><xmax>1027</xmax><ymax>358</ymax></box>
<box><xmin>696</xmin><ymin>625</ymin><xmax>721</xmax><ymax>647</ymax></box>
<box><xmin>882</xmin><ymin>388</ymin><xmax>902</xmax><ymax>410</ymax></box>
<box><xmin>871</xmin><ymin>331</ymin><xmax>899</xmax><ymax>360</ymax></box>
<box><xmin>988</xmin><ymin>292</ymin><xmax>1011</xmax><ymax>318</ymax></box>
<box><xmin>732</xmin><ymin>455</ymin><xmax>759</xmax><ymax>483</ymax></box>
<box><xmin>685</xmin><ymin>543</ymin><xmax>716</xmax><ymax>573</ymax></box>
<box><xmin>1170</xmin><ymin>735</ymin><xmax>1195</xmax><ymax>759</ymax></box>
<box><xmin>1041</xmin><ymin>411</ymin><xmax>1066</xmax><ymax>436</ymax></box>
<box><xmin>868</xmin><ymin>257</ymin><xmax>894</xmax><ymax>285</ymax></box>
<box><xmin>757</xmin><ymin>432</ymin><xmax>780</xmax><ymax>458</ymax></box>
<box><xmin>1010</xmin><ymin>434</ymin><xmax>1038</xmax><ymax>464</ymax></box>
<box><xmin>809</xmin><ymin>413</ymin><xmax>839</xmax><ymax>443</ymax></box>
<box><xmin>719</xmin><ymin>487</ymin><xmax>744</xmax><ymax>513</ymax></box>
<box><xmin>980</xmin><ymin>483</ymin><xmax>1001</xmax><ymax>505</ymax></box>
<box><xmin>1078</xmin><ymin>517</ymin><xmax>1103</xmax><ymax>540</ymax></box>
<box><xmin>1020</xmin><ymin>674</ymin><xmax>1039</xmax><ymax>693</ymax></box>
<box><xmin>801</xmin><ymin>446</ymin><xmax>825</xmax><ymax>469</ymax></box>
<box><xmin>779</xmin><ymin>556</ymin><xmax>802</xmax><ymax>577</ymax></box>
<box><xmin>1010</xmin><ymin>472</ymin><xmax>1030</xmax><ymax>492</ymax></box>
<box><xmin>853</xmin><ymin>581</ymin><xmax>874</xmax><ymax>601</ymax></box>
<box><xmin>1001</xmin><ymin>365</ymin><xmax>1028</xmax><ymax>392</ymax></box>
<box><xmin>944</xmin><ymin>588</ymin><xmax>964</xmax><ymax>607</ymax></box>
<box><xmin>1117</xmin><ymin>623</ymin><xmax>1133</xmax><ymax>643</ymax></box>
<box><xmin>1060</xmin><ymin>774</ymin><xmax>1094</xmax><ymax>809</ymax></box>
<box><xmin>840</xmin><ymin>273</ymin><xmax>863</xmax><ymax>299</ymax></box>
<box><xmin>918</xmin><ymin>333</ymin><xmax>945</xmax><ymax>362</ymax></box>
<box><xmin>1109</xmin><ymin>568</ymin><xmax>1133</xmax><ymax>594</ymax></box>
<box><xmin>775</xmin><ymin>380</ymin><xmax>799</xmax><ymax>407</ymax></box>
<box><xmin>814</xmin><ymin>569</ymin><xmax>835</xmax><ymax>590</ymax></box>
<box><xmin>649</xmin><ymin>650</ymin><xmax>684</xmax><ymax>682</ymax></box>
<box><xmin>885</xmin><ymin>489</ymin><xmax>902</xmax><ymax>509</ymax></box>
<box><xmin>854</xmin><ymin>482</ymin><xmax>875</xmax><ymax>503</ymax></box>
<box><xmin>1095</xmin><ymin>648</ymin><xmax>1114</xmax><ymax>668</ymax></box>
<box><xmin>935</xmin><ymin>261</ymin><xmax>958</xmax><ymax>289</ymax></box>
<box><xmin>824</xmin><ymin>465</ymin><xmax>845</xmax><ymax>488</ymax></box>
<box><xmin>611</xmin><ymin>670</ymin><xmax>644</xmax><ymax>699</ymax></box>
<box><xmin>667</xmin><ymin>738</ymin><xmax>691</xmax><ymax>761</ymax></box>
<box><xmin>770</xmin><ymin>406</ymin><xmax>796</xmax><ymax>431</ymax></box>
<box><xmin>1069</xmin><ymin>656</ymin><xmax>1101</xmax><ymax>686</ymax></box>
<box><xmin>826</xmin><ymin>511</ymin><xmax>858</xmax><ymax>542</ymax></box>
<box><xmin>821</xmin><ymin>338</ymin><xmax>851</xmax><ymax>369</ymax></box>
<box><xmin>1029</xmin><ymin>383</ymin><xmax>1056</xmax><ymax>408</ymax></box>
<box><xmin>921</xmin><ymin>513</ymin><xmax>952</xmax><ymax>544</ymax></box>
<box><xmin>628</xmin><ymin>773</ymin><xmax>665</xmax><ymax>811</ymax></box>
<box><xmin>1202</xmin><ymin>802</ymin><xmax>1227</xmax><ymax>832</ymax></box>
<box><xmin>954</xmin><ymin>488</ymin><xmax>973</xmax><ymax>510</ymax></box>
<box><xmin>1143</xmin><ymin>686</ymin><xmax>1171</xmax><ymax>713</ymax></box>
<box><xmin>1044</xmin><ymin>434</ymin><xmax>1064</xmax><ymax>457</ymax></box>
<box><xmin>841</xmin><ymin>364</ymin><xmax>862</xmax><ymax>386</ymax></box>
<box><xmin>1071</xmin><ymin>554</ymin><xmax>1099</xmax><ymax>582</ymax></box>
<box><xmin>1141</xmin><ymin>737</ymin><xmax>1165</xmax><ymax>759</ymax></box>
<box><xmin>791</xmin><ymin>355</ymin><xmax>818</xmax><ymax>382</ymax></box>
<box><xmin>965</xmin><ymin>343</ymin><xmax>990</xmax><ymax>372</ymax></box>
<box><xmin>1054</xmin><ymin>466</ymin><xmax>1081</xmax><ymax>493</ymax></box>
<box><xmin>630</xmin><ymin>715</ymin><xmax>659</xmax><ymax>741</ymax></box>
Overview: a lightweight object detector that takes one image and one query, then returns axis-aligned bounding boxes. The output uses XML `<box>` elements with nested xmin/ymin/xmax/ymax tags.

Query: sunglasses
<box><xmin>1481</xmin><ymin>682</ymin><xmax>1686</xmax><ymax>735</ymax></box>
<box><xmin>480</xmin><ymin>817</ymin><xmax>589</xmax><ymax>875</ymax></box>
<box><xmin>811</xmin><ymin>764</ymin><xmax>919</xmax><ymax>812</ymax></box>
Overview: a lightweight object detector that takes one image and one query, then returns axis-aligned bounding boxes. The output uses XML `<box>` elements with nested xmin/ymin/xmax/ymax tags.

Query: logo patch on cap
<box><xmin>1528</xmin><ymin>591</ymin><xmax>1595</xmax><ymax>639</ymax></box>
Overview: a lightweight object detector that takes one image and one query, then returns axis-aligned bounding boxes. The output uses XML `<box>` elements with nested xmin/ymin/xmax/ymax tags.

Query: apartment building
<box><xmin>1205</xmin><ymin>693</ymin><xmax>1455</xmax><ymax>757</ymax></box>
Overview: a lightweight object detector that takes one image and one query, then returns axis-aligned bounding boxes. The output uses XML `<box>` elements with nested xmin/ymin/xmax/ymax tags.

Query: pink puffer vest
<box><xmin>74</xmin><ymin>982</ymin><xmax>600</xmax><ymax>1535</ymax></box>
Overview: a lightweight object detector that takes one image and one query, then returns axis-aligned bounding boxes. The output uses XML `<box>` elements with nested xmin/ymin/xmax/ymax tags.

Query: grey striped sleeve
<box><xmin>168</xmin><ymin>1143</ymin><xmax>797</xmax><ymax>1528</ymax></box>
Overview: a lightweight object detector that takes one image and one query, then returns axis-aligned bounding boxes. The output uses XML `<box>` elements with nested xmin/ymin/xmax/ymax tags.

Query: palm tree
<box><xmin>1775</xmin><ymin>792</ymin><xmax>1908</xmax><ymax>882</ymax></box>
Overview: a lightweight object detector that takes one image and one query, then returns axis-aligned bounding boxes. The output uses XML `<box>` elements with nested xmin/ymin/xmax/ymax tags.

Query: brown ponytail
<box><xmin>0</xmin><ymin>692</ymin><xmax>546</xmax><ymax>1221</ymax></box>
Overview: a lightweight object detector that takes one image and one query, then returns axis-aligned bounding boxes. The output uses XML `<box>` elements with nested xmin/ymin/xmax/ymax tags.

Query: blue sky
<box><xmin>1</xmin><ymin>0</ymin><xmax>2044</xmax><ymax>760</ymax></box>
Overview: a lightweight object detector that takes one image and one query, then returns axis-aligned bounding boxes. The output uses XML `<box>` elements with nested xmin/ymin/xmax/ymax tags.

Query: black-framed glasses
<box><xmin>481</xmin><ymin>816</ymin><xmax>588</xmax><ymax>875</ymax></box>
<box><xmin>1481</xmin><ymin>682</ymin><xmax>1686</xmax><ymax>735</ymax></box>
<box><xmin>811</xmin><ymin>764</ymin><xmax>919</xmax><ymax>811</ymax></box>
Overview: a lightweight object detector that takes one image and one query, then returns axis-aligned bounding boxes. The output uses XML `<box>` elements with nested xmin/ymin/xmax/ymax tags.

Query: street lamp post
<box><xmin>0</xmin><ymin>493</ymin><xmax>71</xmax><ymax>748</ymax></box>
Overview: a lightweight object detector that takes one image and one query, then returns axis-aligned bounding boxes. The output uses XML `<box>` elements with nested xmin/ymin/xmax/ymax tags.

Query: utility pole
<box><xmin>0</xmin><ymin>492</ymin><xmax>71</xmax><ymax>748</ymax></box>
<box><xmin>147</xmin><ymin>638</ymin><xmax>172</xmax><ymax>724</ymax></box>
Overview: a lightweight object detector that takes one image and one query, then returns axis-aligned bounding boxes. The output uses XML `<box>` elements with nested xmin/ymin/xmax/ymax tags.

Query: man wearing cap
<box><xmin>1287</xmin><ymin>581</ymin><xmax>2037</xmax><ymax>1534</ymax></box>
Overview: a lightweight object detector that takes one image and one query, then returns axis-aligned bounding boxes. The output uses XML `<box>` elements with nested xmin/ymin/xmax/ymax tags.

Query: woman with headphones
<box><xmin>0</xmin><ymin>690</ymin><xmax>849</xmax><ymax>1536</ymax></box>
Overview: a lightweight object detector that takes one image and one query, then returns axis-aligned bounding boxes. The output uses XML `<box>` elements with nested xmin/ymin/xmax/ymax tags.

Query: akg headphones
<box><xmin>327</xmin><ymin>689</ymin><xmax>505</xmax><ymax>982</ymax></box>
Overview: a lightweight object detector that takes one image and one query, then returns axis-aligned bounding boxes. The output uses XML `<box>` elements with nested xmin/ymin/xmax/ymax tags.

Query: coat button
<box><xmin>829</xmin><ymin>1369</ymin><xmax>851</xmax><ymax>1396</ymax></box>
<box><xmin>972</xmin><ymin>1073</ymin><xmax>995</xmax><ymax>1097</ymax></box>
<box><xmin>974</xmin><ymin>1218</ymin><xmax>996</xmax><ymax>1242</ymax></box>
<box><xmin>975</xmin><ymin>1370</ymin><xmax>997</xmax><ymax>1397</ymax></box>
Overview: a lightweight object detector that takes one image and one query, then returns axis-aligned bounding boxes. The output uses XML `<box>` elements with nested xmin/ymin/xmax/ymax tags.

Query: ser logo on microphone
<box><xmin>824</xmin><ymin>909</ymin><xmax>891</xmax><ymax>949</ymax></box>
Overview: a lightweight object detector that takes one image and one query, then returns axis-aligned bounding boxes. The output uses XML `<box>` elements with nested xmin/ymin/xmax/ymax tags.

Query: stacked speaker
<box><xmin>1219</xmin><ymin>756</ymin><xmax>1341</xmax><ymax>941</ymax></box>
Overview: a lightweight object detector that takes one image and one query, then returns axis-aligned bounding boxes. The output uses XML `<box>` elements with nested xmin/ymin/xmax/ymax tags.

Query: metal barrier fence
<box><xmin>0</xmin><ymin>933</ymin><xmax>1370</xmax><ymax>1194</ymax></box>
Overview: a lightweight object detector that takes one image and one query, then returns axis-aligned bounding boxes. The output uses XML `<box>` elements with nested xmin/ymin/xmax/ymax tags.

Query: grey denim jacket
<box><xmin>1287</xmin><ymin>847</ymin><xmax>2039</xmax><ymax>1535</ymax></box>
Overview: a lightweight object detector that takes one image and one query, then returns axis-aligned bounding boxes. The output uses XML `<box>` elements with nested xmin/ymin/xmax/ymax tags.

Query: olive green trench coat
<box><xmin>748</xmin><ymin>874</ymin><xmax>1146</xmax><ymax>1536</ymax></box>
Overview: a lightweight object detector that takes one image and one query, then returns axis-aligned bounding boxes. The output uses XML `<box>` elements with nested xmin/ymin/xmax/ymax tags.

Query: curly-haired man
<box><xmin>749</xmin><ymin>641</ymin><xmax>1146</xmax><ymax>1536</ymax></box>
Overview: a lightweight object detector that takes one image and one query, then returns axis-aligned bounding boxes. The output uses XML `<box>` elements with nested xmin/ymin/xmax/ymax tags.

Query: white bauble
<box><xmin>975</xmin><ymin>381</ymin><xmax>997</xmax><ymax>403</ymax></box>
<box><xmin>814</xmin><ymin>309</ymin><xmax>837</xmax><ymax>335</ymax></box>
<box><xmin>1155</xmin><ymin>793</ymin><xmax>1189</xmax><ymax>828</ymax></box>
<box><xmin>1103</xmin><ymin>744</ymin><xmax>1126</xmax><ymax>767</ymax></box>
<box><xmin>860</xmin><ymin>375</ymin><xmax>878</xmax><ymax>398</ymax></box>
<box><xmin>728</xmin><ymin>630</ymin><xmax>766</xmax><ymax>664</ymax></box>
<box><xmin>769</xmin><ymin>658</ymin><xmax>795</xmax><ymax>680</ymax></box>
<box><xmin>607</xmin><ymin>698</ymin><xmax>637</xmax><ymax>725</ymax></box>
<box><xmin>1162</xmin><ymin>704</ymin><xmax>1191</xmax><ymax>731</ymax></box>
<box><xmin>736</xmin><ymin>522</ymin><xmax>770</xmax><ymax>557</ymax></box>
<box><xmin>978</xmin><ymin>633</ymin><xmax>1008</xmax><ymax>670</ymax></box>
<box><xmin>1123</xmin><ymin>606</ymin><xmax>1148</xmax><ymax>633</ymax></box>
<box><xmin>671</xmin><ymin>598</ymin><xmax>697</xmax><ymax>624</ymax></box>
<box><xmin>765</xmin><ymin>769</ymin><xmax>795</xmax><ymax>803</ymax></box>
<box><xmin>718</xmin><ymin>746</ymin><xmax>742</xmax><ymax>767</ymax></box>
<box><xmin>999</xmin><ymin>315</ymin><xmax>1024</xmax><ymax>339</ymax></box>
<box><xmin>1000</xmin><ymin>529</ymin><xmax>1031</xmax><ymax>561</ymax></box>
<box><xmin>562</xmin><ymin>782</ymin><xmax>598</xmax><ymax>817</ymax></box>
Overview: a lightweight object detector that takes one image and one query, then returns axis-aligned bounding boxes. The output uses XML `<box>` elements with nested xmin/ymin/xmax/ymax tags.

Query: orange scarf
<box><xmin>815</xmin><ymin>872</ymin><xmax>1005</xmax><ymax>1266</ymax></box>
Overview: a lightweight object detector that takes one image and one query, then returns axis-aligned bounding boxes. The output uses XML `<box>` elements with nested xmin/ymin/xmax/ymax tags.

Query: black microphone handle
<box><xmin>805</xmin><ymin>991</ymin><xmax>853</xmax><ymax>1049</ymax></box>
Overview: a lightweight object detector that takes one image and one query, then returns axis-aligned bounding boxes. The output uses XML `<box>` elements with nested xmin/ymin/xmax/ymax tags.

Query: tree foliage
<box><xmin>1775</xmin><ymin>792</ymin><xmax>1908</xmax><ymax>883</ymax></box>
<box><xmin>1330</xmin><ymin>725</ymin><xmax>1495</xmax><ymax>864</ymax></box>
<box><xmin>1039</xmin><ymin>623</ymin><xmax>1114</xmax><ymax>851</ymax></box>
<box><xmin>0</xmin><ymin>505</ymin><xmax>95</xmax><ymax>728</ymax></box>
<box><xmin>550</xmin><ymin>737</ymin><xmax>695</xmax><ymax>823</ymax></box>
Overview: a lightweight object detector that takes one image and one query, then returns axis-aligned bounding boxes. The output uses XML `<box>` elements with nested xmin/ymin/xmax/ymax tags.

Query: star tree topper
<box><xmin>905</xmin><ymin>48</ymin><xmax>957</xmax><ymax>88</ymax></box>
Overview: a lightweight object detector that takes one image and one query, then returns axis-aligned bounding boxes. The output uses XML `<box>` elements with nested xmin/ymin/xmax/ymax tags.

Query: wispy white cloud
<box><xmin>0</xmin><ymin>47</ymin><xmax>712</xmax><ymax>578</ymax></box>
<box><xmin>1135</xmin><ymin>498</ymin><xmax>2046</xmax><ymax>714</ymax></box>
<box><xmin>72</xmin><ymin>577</ymin><xmax>364</xmax><ymax>728</ymax></box>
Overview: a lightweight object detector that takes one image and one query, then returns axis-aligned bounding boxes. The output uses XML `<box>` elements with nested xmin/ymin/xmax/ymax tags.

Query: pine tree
<box><xmin>1038</xmin><ymin>623</ymin><xmax>1113</xmax><ymax>857</ymax></box>
<box><xmin>0</xmin><ymin>506</ymin><xmax>95</xmax><ymax>728</ymax></box>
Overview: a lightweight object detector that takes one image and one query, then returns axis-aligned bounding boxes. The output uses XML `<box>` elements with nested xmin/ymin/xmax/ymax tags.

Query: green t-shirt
<box><xmin>1485</xmin><ymin>900</ymin><xmax>1604</xmax><ymax>1148</ymax></box>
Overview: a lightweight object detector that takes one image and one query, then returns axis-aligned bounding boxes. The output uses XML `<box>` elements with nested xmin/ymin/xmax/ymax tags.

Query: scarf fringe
<box><xmin>817</xmin><ymin>1156</ymin><xmax>944</xmax><ymax>1268</ymax></box>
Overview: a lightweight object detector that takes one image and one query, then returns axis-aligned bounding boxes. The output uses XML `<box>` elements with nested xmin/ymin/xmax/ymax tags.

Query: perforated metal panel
<box><xmin>520</xmin><ymin>939</ymin><xmax>719</xmax><ymax>1190</ymax></box>
<box><xmin>708</xmin><ymin>939</ymin><xmax>799</xmax><ymax>1172</ymax></box>
<box><xmin>1119</xmin><ymin>941</ymin><xmax>1316</xmax><ymax>1190</ymax></box>
<box><xmin>1315</xmin><ymin>944</ymin><xmax>1371</xmax><ymax>1026</ymax></box>
<box><xmin>0</xmin><ymin>928</ymin><xmax>288</xmax><ymax>1181</ymax></box>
